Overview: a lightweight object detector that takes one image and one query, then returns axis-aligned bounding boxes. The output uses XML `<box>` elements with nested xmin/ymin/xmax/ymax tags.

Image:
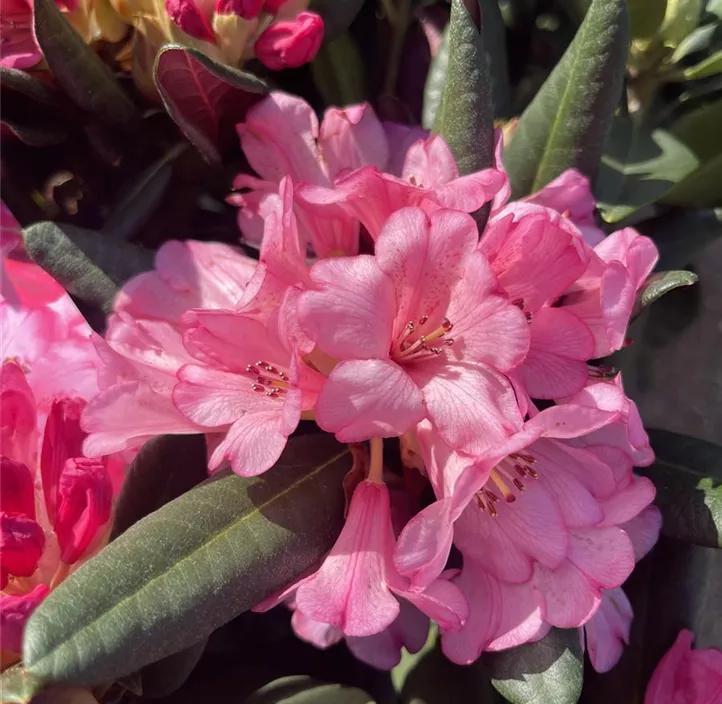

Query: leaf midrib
<box><xmin>29</xmin><ymin>449</ymin><xmax>349</xmax><ymax>672</ymax></box>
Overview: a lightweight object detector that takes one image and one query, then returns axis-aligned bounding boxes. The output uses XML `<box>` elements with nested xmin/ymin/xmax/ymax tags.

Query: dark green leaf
<box><xmin>153</xmin><ymin>44</ymin><xmax>268</xmax><ymax>165</ymax></box>
<box><xmin>110</xmin><ymin>434</ymin><xmax>209</xmax><ymax>540</ymax></box>
<box><xmin>639</xmin><ymin>429</ymin><xmax>722</xmax><ymax>547</ymax></box>
<box><xmin>244</xmin><ymin>676</ymin><xmax>373</xmax><ymax>704</ymax></box>
<box><xmin>670</xmin><ymin>99</ymin><xmax>722</xmax><ymax>160</ymax></box>
<box><xmin>422</xmin><ymin>23</ymin><xmax>450</xmax><ymax>130</ymax></box>
<box><xmin>103</xmin><ymin>143</ymin><xmax>186</xmax><ymax>242</ymax></box>
<box><xmin>633</xmin><ymin>270</ymin><xmax>698</xmax><ymax>317</ymax></box>
<box><xmin>485</xmin><ymin>628</ymin><xmax>583</xmax><ymax>704</ymax></box>
<box><xmin>674</xmin><ymin>49</ymin><xmax>722</xmax><ymax>80</ymax></box>
<box><xmin>0</xmin><ymin>664</ymin><xmax>45</xmax><ymax>703</ymax></box>
<box><xmin>638</xmin><ymin>208</ymin><xmax>722</xmax><ymax>270</ymax></box>
<box><xmin>22</xmin><ymin>222</ymin><xmax>153</xmax><ymax>313</ymax></box>
<box><xmin>479</xmin><ymin>0</ymin><xmax>511</xmax><ymax>119</ymax></box>
<box><xmin>595</xmin><ymin>117</ymin><xmax>699</xmax><ymax>223</ymax></box>
<box><xmin>432</xmin><ymin>0</ymin><xmax>494</xmax><ymax>176</ymax></box>
<box><xmin>1</xmin><ymin>117</ymin><xmax>67</xmax><ymax>147</ymax></box>
<box><xmin>661</xmin><ymin>152</ymin><xmax>722</xmax><ymax>207</ymax></box>
<box><xmin>309</xmin><ymin>0</ymin><xmax>365</xmax><ymax>41</ymax></box>
<box><xmin>33</xmin><ymin>0</ymin><xmax>138</xmax><ymax>128</ymax></box>
<box><xmin>504</xmin><ymin>0</ymin><xmax>629</xmax><ymax>197</ymax></box>
<box><xmin>627</xmin><ymin>0</ymin><xmax>667</xmax><ymax>39</ymax></box>
<box><xmin>311</xmin><ymin>34</ymin><xmax>366</xmax><ymax>107</ymax></box>
<box><xmin>0</xmin><ymin>67</ymin><xmax>61</xmax><ymax>105</ymax></box>
<box><xmin>140</xmin><ymin>638</ymin><xmax>207</xmax><ymax>699</ymax></box>
<box><xmin>660</xmin><ymin>0</ymin><xmax>705</xmax><ymax>48</ymax></box>
<box><xmin>23</xmin><ymin>435</ymin><xmax>352</xmax><ymax>686</ymax></box>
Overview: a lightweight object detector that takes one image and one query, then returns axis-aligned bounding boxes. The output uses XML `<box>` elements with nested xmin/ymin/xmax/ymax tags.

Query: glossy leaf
<box><xmin>640</xmin><ymin>429</ymin><xmax>722</xmax><ymax>548</ymax></box>
<box><xmin>595</xmin><ymin>117</ymin><xmax>699</xmax><ymax>222</ymax></box>
<box><xmin>32</xmin><ymin>0</ymin><xmax>138</xmax><ymax>128</ymax></box>
<box><xmin>0</xmin><ymin>664</ymin><xmax>44</xmax><ymax>703</ymax></box>
<box><xmin>485</xmin><ymin>628</ymin><xmax>584</xmax><ymax>704</ymax></box>
<box><xmin>22</xmin><ymin>222</ymin><xmax>153</xmax><ymax>313</ymax></box>
<box><xmin>670</xmin><ymin>99</ymin><xmax>722</xmax><ymax>160</ymax></box>
<box><xmin>103</xmin><ymin>144</ymin><xmax>186</xmax><ymax>242</ymax></box>
<box><xmin>153</xmin><ymin>44</ymin><xmax>268</xmax><ymax>164</ymax></box>
<box><xmin>422</xmin><ymin>22</ymin><xmax>450</xmax><ymax>129</ymax></box>
<box><xmin>660</xmin><ymin>0</ymin><xmax>704</xmax><ymax>48</ymax></box>
<box><xmin>674</xmin><ymin>49</ymin><xmax>722</xmax><ymax>80</ymax></box>
<box><xmin>244</xmin><ymin>676</ymin><xmax>373</xmax><ymax>704</ymax></box>
<box><xmin>504</xmin><ymin>0</ymin><xmax>629</xmax><ymax>197</ymax></box>
<box><xmin>661</xmin><ymin>152</ymin><xmax>722</xmax><ymax>207</ymax></box>
<box><xmin>309</xmin><ymin>0</ymin><xmax>365</xmax><ymax>41</ymax></box>
<box><xmin>23</xmin><ymin>435</ymin><xmax>351</xmax><ymax>686</ymax></box>
<box><xmin>140</xmin><ymin>638</ymin><xmax>207</xmax><ymax>699</ymax></box>
<box><xmin>432</xmin><ymin>0</ymin><xmax>494</xmax><ymax>176</ymax></box>
<box><xmin>633</xmin><ymin>270</ymin><xmax>698</xmax><ymax>317</ymax></box>
<box><xmin>311</xmin><ymin>34</ymin><xmax>366</xmax><ymax>107</ymax></box>
<box><xmin>110</xmin><ymin>434</ymin><xmax>209</xmax><ymax>540</ymax></box>
<box><xmin>0</xmin><ymin>67</ymin><xmax>61</xmax><ymax>105</ymax></box>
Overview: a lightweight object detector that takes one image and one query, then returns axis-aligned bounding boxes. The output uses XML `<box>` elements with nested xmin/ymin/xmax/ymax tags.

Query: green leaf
<box><xmin>140</xmin><ymin>638</ymin><xmax>207</xmax><ymax>698</ymax></box>
<box><xmin>660</xmin><ymin>0</ymin><xmax>705</xmax><ymax>48</ymax></box>
<box><xmin>422</xmin><ymin>23</ymin><xmax>450</xmax><ymax>130</ymax></box>
<box><xmin>504</xmin><ymin>0</ymin><xmax>629</xmax><ymax>197</ymax></box>
<box><xmin>110</xmin><ymin>434</ymin><xmax>209</xmax><ymax>540</ymax></box>
<box><xmin>0</xmin><ymin>67</ymin><xmax>62</xmax><ymax>105</ymax></box>
<box><xmin>32</xmin><ymin>0</ymin><xmax>138</xmax><ymax>128</ymax></box>
<box><xmin>595</xmin><ymin>116</ymin><xmax>699</xmax><ymax>222</ymax></box>
<box><xmin>311</xmin><ymin>34</ymin><xmax>366</xmax><ymax>107</ymax></box>
<box><xmin>627</xmin><ymin>0</ymin><xmax>668</xmax><ymax>39</ymax></box>
<box><xmin>640</xmin><ymin>429</ymin><xmax>722</xmax><ymax>547</ymax></box>
<box><xmin>309</xmin><ymin>0</ymin><xmax>365</xmax><ymax>41</ymax></box>
<box><xmin>661</xmin><ymin>151</ymin><xmax>722</xmax><ymax>207</ymax></box>
<box><xmin>22</xmin><ymin>222</ymin><xmax>153</xmax><ymax>313</ymax></box>
<box><xmin>633</xmin><ymin>270</ymin><xmax>698</xmax><ymax>316</ymax></box>
<box><xmin>244</xmin><ymin>676</ymin><xmax>373</xmax><ymax>704</ymax></box>
<box><xmin>485</xmin><ymin>628</ymin><xmax>583</xmax><ymax>704</ymax></box>
<box><xmin>0</xmin><ymin>664</ymin><xmax>45</xmax><ymax>703</ymax></box>
<box><xmin>432</xmin><ymin>0</ymin><xmax>494</xmax><ymax>176</ymax></box>
<box><xmin>670</xmin><ymin>49</ymin><xmax>722</xmax><ymax>80</ymax></box>
<box><xmin>670</xmin><ymin>99</ymin><xmax>722</xmax><ymax>160</ymax></box>
<box><xmin>23</xmin><ymin>435</ymin><xmax>352</xmax><ymax>686</ymax></box>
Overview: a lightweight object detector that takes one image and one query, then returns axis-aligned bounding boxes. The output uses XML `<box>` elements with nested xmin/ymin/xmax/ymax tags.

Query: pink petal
<box><xmin>622</xmin><ymin>506</ymin><xmax>662</xmax><ymax>561</ymax></box>
<box><xmin>238</xmin><ymin>91</ymin><xmax>329</xmax><ymax>185</ymax></box>
<box><xmin>430</xmin><ymin>168</ymin><xmax>506</xmax><ymax>212</ymax></box>
<box><xmin>533</xmin><ymin>560</ymin><xmax>601</xmax><ymax>628</ymax></box>
<box><xmin>319</xmin><ymin>104</ymin><xmax>389</xmax><ymax>178</ymax></box>
<box><xmin>599</xmin><ymin>475</ymin><xmax>655</xmax><ymax>527</ymax></box>
<box><xmin>521</xmin><ymin>307</ymin><xmax>595</xmax><ymax>399</ymax></box>
<box><xmin>383</xmin><ymin>123</ymin><xmax>430</xmax><ymax>177</ymax></box>
<box><xmin>401</xmin><ymin>136</ymin><xmax>459</xmax><ymax>187</ymax></box>
<box><xmin>208</xmin><ymin>410</ymin><xmax>289</xmax><ymax>476</ymax></box>
<box><xmin>399</xmin><ymin>576</ymin><xmax>468</xmax><ymax>633</ymax></box>
<box><xmin>486</xmin><ymin>580</ymin><xmax>546</xmax><ymax>652</ymax></box>
<box><xmin>295</xmin><ymin>481</ymin><xmax>401</xmax><ymax>637</ymax></box>
<box><xmin>0</xmin><ymin>457</ymin><xmax>35</xmax><ymax>518</ymax></box>
<box><xmin>0</xmin><ymin>585</ymin><xmax>49</xmax><ymax>653</ymax></box>
<box><xmin>644</xmin><ymin>630</ymin><xmax>696</xmax><ymax>704</ymax></box>
<box><xmin>584</xmin><ymin>587</ymin><xmax>633</xmax><ymax>673</ymax></box>
<box><xmin>595</xmin><ymin>228</ymin><xmax>658</xmax><ymax>288</ymax></box>
<box><xmin>0</xmin><ymin>512</ymin><xmax>45</xmax><ymax>585</ymax></box>
<box><xmin>316</xmin><ymin>359</ymin><xmax>425</xmax><ymax>442</ymax></box>
<box><xmin>568</xmin><ymin>526</ymin><xmax>635</xmax><ymax>589</ymax></box>
<box><xmin>299</xmin><ymin>255</ymin><xmax>395</xmax><ymax>361</ymax></box>
<box><xmin>0</xmin><ymin>361</ymin><xmax>38</xmax><ymax>468</ymax></box>
<box><xmin>291</xmin><ymin>609</ymin><xmax>344</xmax><ymax>648</ymax></box>
<box><xmin>524</xmin><ymin>169</ymin><xmax>597</xmax><ymax>229</ymax></box>
<box><xmin>294</xmin><ymin>202</ymin><xmax>360</xmax><ymax>258</ymax></box>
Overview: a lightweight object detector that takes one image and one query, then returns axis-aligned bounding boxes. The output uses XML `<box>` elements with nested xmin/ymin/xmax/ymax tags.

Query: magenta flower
<box><xmin>645</xmin><ymin>630</ymin><xmax>722</xmax><ymax>704</ymax></box>
<box><xmin>298</xmin><ymin>206</ymin><xmax>529</xmax><ymax>450</ymax></box>
<box><xmin>254</xmin><ymin>10</ymin><xmax>324</xmax><ymax>70</ymax></box>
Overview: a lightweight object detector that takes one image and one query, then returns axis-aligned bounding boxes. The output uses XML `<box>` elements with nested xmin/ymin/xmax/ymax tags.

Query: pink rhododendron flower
<box><xmin>298</xmin><ymin>206</ymin><xmax>529</xmax><ymax>450</ymax></box>
<box><xmin>0</xmin><ymin>0</ymin><xmax>43</xmax><ymax>69</ymax></box>
<box><xmin>645</xmin><ymin>630</ymin><xmax>722</xmax><ymax>704</ymax></box>
<box><xmin>254</xmin><ymin>10</ymin><xmax>324</xmax><ymax>70</ymax></box>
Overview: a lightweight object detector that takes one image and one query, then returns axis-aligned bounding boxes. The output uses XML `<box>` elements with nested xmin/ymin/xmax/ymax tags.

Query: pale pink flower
<box><xmin>297</xmin><ymin>206</ymin><xmax>529</xmax><ymax>450</ymax></box>
<box><xmin>0</xmin><ymin>363</ymin><xmax>118</xmax><ymax>654</ymax></box>
<box><xmin>233</xmin><ymin>92</ymin><xmax>389</xmax><ymax>256</ymax></box>
<box><xmin>645</xmin><ymin>630</ymin><xmax>722</xmax><ymax>704</ymax></box>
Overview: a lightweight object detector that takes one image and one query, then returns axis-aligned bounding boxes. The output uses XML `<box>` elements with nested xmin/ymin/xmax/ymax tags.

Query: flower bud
<box><xmin>263</xmin><ymin>0</ymin><xmax>288</xmax><ymax>12</ymax></box>
<box><xmin>215</xmin><ymin>0</ymin><xmax>263</xmax><ymax>18</ymax></box>
<box><xmin>254</xmin><ymin>10</ymin><xmax>324</xmax><ymax>70</ymax></box>
<box><xmin>165</xmin><ymin>0</ymin><xmax>215</xmax><ymax>42</ymax></box>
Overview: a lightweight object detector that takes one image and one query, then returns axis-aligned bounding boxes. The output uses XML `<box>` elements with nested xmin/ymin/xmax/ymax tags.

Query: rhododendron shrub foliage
<box><xmin>2</xmin><ymin>0</ymin><xmax>719</xmax><ymax>701</ymax></box>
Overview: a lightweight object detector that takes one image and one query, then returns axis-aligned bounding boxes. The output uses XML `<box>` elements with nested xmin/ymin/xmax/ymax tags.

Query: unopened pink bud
<box><xmin>254</xmin><ymin>11</ymin><xmax>324</xmax><ymax>70</ymax></box>
<box><xmin>263</xmin><ymin>0</ymin><xmax>288</xmax><ymax>13</ymax></box>
<box><xmin>165</xmin><ymin>0</ymin><xmax>215</xmax><ymax>42</ymax></box>
<box><xmin>215</xmin><ymin>0</ymin><xmax>263</xmax><ymax>18</ymax></box>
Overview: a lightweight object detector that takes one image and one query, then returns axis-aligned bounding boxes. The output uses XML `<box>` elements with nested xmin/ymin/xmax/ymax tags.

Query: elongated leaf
<box><xmin>675</xmin><ymin>49</ymin><xmax>722</xmax><ymax>80</ymax></box>
<box><xmin>310</xmin><ymin>0</ymin><xmax>365</xmax><ymax>41</ymax></box>
<box><xmin>485</xmin><ymin>628</ymin><xmax>584</xmax><ymax>704</ymax></box>
<box><xmin>22</xmin><ymin>222</ymin><xmax>153</xmax><ymax>313</ymax></box>
<box><xmin>311</xmin><ymin>34</ymin><xmax>366</xmax><ymax>107</ymax></box>
<box><xmin>422</xmin><ymin>23</ymin><xmax>451</xmax><ymax>130</ymax></box>
<box><xmin>23</xmin><ymin>435</ymin><xmax>351</xmax><ymax>685</ymax></box>
<box><xmin>153</xmin><ymin>44</ymin><xmax>268</xmax><ymax>165</ymax></box>
<box><xmin>245</xmin><ymin>676</ymin><xmax>373</xmax><ymax>704</ymax></box>
<box><xmin>103</xmin><ymin>144</ymin><xmax>186</xmax><ymax>242</ymax></box>
<box><xmin>639</xmin><ymin>429</ymin><xmax>722</xmax><ymax>548</ymax></box>
<box><xmin>433</xmin><ymin>0</ymin><xmax>494</xmax><ymax>176</ymax></box>
<box><xmin>670</xmin><ymin>99</ymin><xmax>722</xmax><ymax>160</ymax></box>
<box><xmin>33</xmin><ymin>0</ymin><xmax>137</xmax><ymax>128</ymax></box>
<box><xmin>0</xmin><ymin>67</ymin><xmax>61</xmax><ymax>105</ymax></box>
<box><xmin>140</xmin><ymin>638</ymin><xmax>207</xmax><ymax>699</ymax></box>
<box><xmin>627</xmin><ymin>0</ymin><xmax>667</xmax><ymax>39</ymax></box>
<box><xmin>504</xmin><ymin>0</ymin><xmax>629</xmax><ymax>197</ymax></box>
<box><xmin>0</xmin><ymin>664</ymin><xmax>45</xmax><ymax>703</ymax></box>
<box><xmin>110</xmin><ymin>434</ymin><xmax>209</xmax><ymax>540</ymax></box>
<box><xmin>660</xmin><ymin>0</ymin><xmax>704</xmax><ymax>48</ymax></box>
<box><xmin>633</xmin><ymin>270</ymin><xmax>698</xmax><ymax>317</ymax></box>
<box><xmin>595</xmin><ymin>117</ymin><xmax>699</xmax><ymax>222</ymax></box>
<box><xmin>661</xmin><ymin>152</ymin><xmax>722</xmax><ymax>207</ymax></box>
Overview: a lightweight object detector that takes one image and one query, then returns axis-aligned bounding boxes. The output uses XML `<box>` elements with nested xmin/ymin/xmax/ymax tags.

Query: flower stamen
<box><xmin>245</xmin><ymin>360</ymin><xmax>290</xmax><ymax>399</ymax></box>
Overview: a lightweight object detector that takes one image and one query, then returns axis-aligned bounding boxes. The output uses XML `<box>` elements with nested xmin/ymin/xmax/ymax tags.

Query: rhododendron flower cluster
<box><xmin>0</xmin><ymin>209</ymin><xmax>126</xmax><ymax>661</ymax></box>
<box><xmin>77</xmin><ymin>91</ymin><xmax>665</xmax><ymax>671</ymax></box>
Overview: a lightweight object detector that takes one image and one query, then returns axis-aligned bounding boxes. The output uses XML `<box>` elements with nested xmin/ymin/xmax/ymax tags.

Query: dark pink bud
<box><xmin>215</xmin><ymin>0</ymin><xmax>263</xmax><ymax>18</ymax></box>
<box><xmin>0</xmin><ymin>585</ymin><xmax>49</xmax><ymax>653</ymax></box>
<box><xmin>54</xmin><ymin>457</ymin><xmax>112</xmax><ymax>565</ymax></box>
<box><xmin>0</xmin><ymin>362</ymin><xmax>37</xmax><ymax>470</ymax></box>
<box><xmin>0</xmin><ymin>457</ymin><xmax>36</xmax><ymax>519</ymax></box>
<box><xmin>0</xmin><ymin>512</ymin><xmax>45</xmax><ymax>588</ymax></box>
<box><xmin>263</xmin><ymin>0</ymin><xmax>288</xmax><ymax>13</ymax></box>
<box><xmin>254</xmin><ymin>11</ymin><xmax>324</xmax><ymax>70</ymax></box>
<box><xmin>165</xmin><ymin>0</ymin><xmax>215</xmax><ymax>42</ymax></box>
